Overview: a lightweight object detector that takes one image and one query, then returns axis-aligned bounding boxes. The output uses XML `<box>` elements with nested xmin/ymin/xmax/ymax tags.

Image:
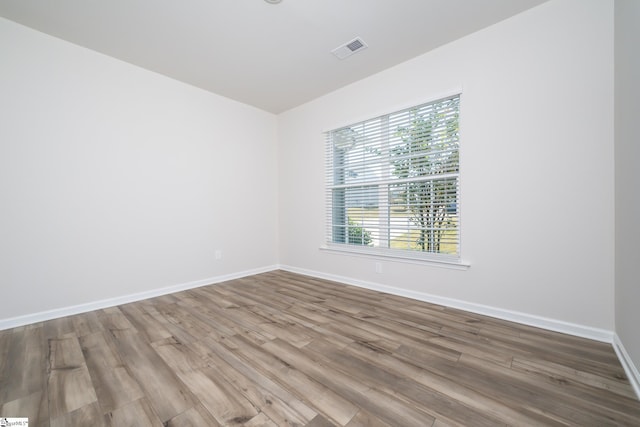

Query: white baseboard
<box><xmin>613</xmin><ymin>334</ymin><xmax>640</xmax><ymax>400</ymax></box>
<box><xmin>279</xmin><ymin>265</ymin><xmax>615</xmax><ymax>343</ymax></box>
<box><xmin>0</xmin><ymin>265</ymin><xmax>279</xmax><ymax>331</ymax></box>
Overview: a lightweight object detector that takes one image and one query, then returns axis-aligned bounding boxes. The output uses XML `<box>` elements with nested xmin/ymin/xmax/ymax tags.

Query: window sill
<box><xmin>319</xmin><ymin>245</ymin><xmax>470</xmax><ymax>271</ymax></box>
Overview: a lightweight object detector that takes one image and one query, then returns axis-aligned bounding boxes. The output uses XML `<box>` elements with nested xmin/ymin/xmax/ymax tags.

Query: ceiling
<box><xmin>0</xmin><ymin>0</ymin><xmax>547</xmax><ymax>113</ymax></box>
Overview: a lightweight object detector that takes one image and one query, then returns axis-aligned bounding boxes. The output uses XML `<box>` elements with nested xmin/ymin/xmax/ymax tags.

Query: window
<box><xmin>325</xmin><ymin>94</ymin><xmax>461</xmax><ymax>263</ymax></box>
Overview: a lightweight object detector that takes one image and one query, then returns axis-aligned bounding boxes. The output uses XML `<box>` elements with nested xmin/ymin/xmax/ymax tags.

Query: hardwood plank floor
<box><xmin>1</xmin><ymin>270</ymin><xmax>639</xmax><ymax>426</ymax></box>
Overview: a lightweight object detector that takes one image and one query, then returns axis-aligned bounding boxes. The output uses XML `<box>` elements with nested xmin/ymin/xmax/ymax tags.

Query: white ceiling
<box><xmin>0</xmin><ymin>0</ymin><xmax>547</xmax><ymax>113</ymax></box>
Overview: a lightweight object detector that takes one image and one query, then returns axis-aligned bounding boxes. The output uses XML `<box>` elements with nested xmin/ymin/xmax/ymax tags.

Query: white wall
<box><xmin>0</xmin><ymin>17</ymin><xmax>279</xmax><ymax>322</ymax></box>
<box><xmin>278</xmin><ymin>0</ymin><xmax>615</xmax><ymax>331</ymax></box>
<box><xmin>615</xmin><ymin>0</ymin><xmax>640</xmax><ymax>377</ymax></box>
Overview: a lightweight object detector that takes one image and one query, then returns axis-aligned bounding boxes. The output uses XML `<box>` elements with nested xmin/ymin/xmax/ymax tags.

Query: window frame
<box><xmin>323</xmin><ymin>93</ymin><xmax>468</xmax><ymax>268</ymax></box>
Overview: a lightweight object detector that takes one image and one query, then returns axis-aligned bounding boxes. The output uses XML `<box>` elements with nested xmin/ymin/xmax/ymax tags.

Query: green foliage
<box><xmin>390</xmin><ymin>97</ymin><xmax>460</xmax><ymax>253</ymax></box>
<box><xmin>347</xmin><ymin>218</ymin><xmax>372</xmax><ymax>246</ymax></box>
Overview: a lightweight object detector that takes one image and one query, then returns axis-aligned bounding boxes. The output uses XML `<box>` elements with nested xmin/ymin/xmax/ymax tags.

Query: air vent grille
<box><xmin>346</xmin><ymin>39</ymin><xmax>364</xmax><ymax>52</ymax></box>
<box><xmin>331</xmin><ymin>37</ymin><xmax>368</xmax><ymax>60</ymax></box>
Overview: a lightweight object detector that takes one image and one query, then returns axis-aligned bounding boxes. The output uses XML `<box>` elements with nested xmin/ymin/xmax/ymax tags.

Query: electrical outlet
<box><xmin>375</xmin><ymin>262</ymin><xmax>382</xmax><ymax>274</ymax></box>
<box><xmin>215</xmin><ymin>250</ymin><xmax>222</xmax><ymax>260</ymax></box>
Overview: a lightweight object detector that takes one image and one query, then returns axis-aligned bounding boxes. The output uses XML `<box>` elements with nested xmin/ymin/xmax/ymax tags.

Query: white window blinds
<box><xmin>326</xmin><ymin>94</ymin><xmax>461</xmax><ymax>260</ymax></box>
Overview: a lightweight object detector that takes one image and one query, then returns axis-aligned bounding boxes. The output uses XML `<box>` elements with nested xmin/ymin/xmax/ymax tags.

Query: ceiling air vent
<box><xmin>331</xmin><ymin>37</ymin><xmax>368</xmax><ymax>60</ymax></box>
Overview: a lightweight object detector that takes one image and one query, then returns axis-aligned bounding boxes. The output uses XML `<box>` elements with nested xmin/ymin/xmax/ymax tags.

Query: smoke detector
<box><xmin>331</xmin><ymin>37</ymin><xmax>368</xmax><ymax>60</ymax></box>
<box><xmin>264</xmin><ymin>0</ymin><xmax>282</xmax><ymax>3</ymax></box>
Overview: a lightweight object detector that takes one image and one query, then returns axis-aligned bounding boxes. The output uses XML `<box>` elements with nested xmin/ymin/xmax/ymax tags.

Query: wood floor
<box><xmin>1</xmin><ymin>270</ymin><xmax>639</xmax><ymax>426</ymax></box>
